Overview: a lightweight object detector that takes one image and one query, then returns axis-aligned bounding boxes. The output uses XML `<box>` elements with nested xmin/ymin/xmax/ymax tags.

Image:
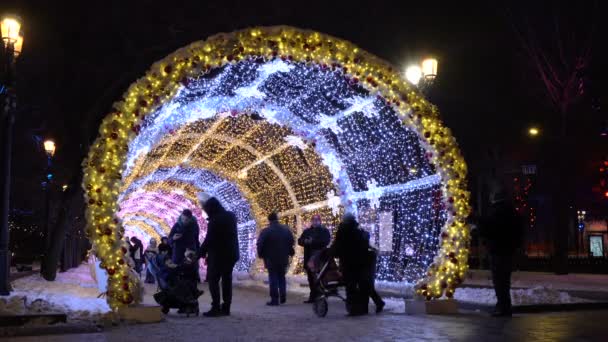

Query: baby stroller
<box><xmin>151</xmin><ymin>257</ymin><xmax>203</xmax><ymax>317</ymax></box>
<box><xmin>308</xmin><ymin>249</ymin><xmax>346</xmax><ymax>317</ymax></box>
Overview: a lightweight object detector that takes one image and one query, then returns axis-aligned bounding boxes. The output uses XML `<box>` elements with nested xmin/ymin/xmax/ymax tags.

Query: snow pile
<box><xmin>5</xmin><ymin>264</ymin><xmax>111</xmax><ymax>321</ymax></box>
<box><xmin>375</xmin><ymin>281</ymin><xmax>415</xmax><ymax>298</ymax></box>
<box><xmin>454</xmin><ymin>286</ymin><xmax>591</xmax><ymax>306</ymax></box>
<box><xmin>382</xmin><ymin>297</ymin><xmax>405</xmax><ymax>313</ymax></box>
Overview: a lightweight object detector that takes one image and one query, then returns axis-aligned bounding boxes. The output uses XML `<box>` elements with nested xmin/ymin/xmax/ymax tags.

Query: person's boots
<box><xmin>266</xmin><ymin>299</ymin><xmax>279</xmax><ymax>306</ymax></box>
<box><xmin>220</xmin><ymin>303</ymin><xmax>231</xmax><ymax>316</ymax></box>
<box><xmin>376</xmin><ymin>300</ymin><xmax>385</xmax><ymax>314</ymax></box>
<box><xmin>203</xmin><ymin>305</ymin><xmax>222</xmax><ymax>317</ymax></box>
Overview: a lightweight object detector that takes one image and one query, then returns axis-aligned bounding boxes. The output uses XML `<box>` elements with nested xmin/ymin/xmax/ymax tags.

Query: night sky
<box><xmin>1</xmin><ymin>0</ymin><xmax>606</xmax><ymax>215</ymax></box>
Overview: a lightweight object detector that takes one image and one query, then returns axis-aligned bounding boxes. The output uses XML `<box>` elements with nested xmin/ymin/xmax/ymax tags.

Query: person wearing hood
<box><xmin>198</xmin><ymin>194</ymin><xmax>239</xmax><ymax>317</ymax></box>
<box><xmin>144</xmin><ymin>238</ymin><xmax>159</xmax><ymax>284</ymax></box>
<box><xmin>330</xmin><ymin>213</ymin><xmax>372</xmax><ymax>316</ymax></box>
<box><xmin>479</xmin><ymin>190</ymin><xmax>524</xmax><ymax>317</ymax></box>
<box><xmin>169</xmin><ymin>209</ymin><xmax>200</xmax><ymax>264</ymax></box>
<box><xmin>257</xmin><ymin>212</ymin><xmax>295</xmax><ymax>306</ymax></box>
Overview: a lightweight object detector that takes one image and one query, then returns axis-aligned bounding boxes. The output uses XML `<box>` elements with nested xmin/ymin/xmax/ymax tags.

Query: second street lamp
<box><xmin>405</xmin><ymin>57</ymin><xmax>439</xmax><ymax>95</ymax></box>
<box><xmin>0</xmin><ymin>14</ymin><xmax>23</xmax><ymax>296</ymax></box>
<box><xmin>42</xmin><ymin>139</ymin><xmax>56</xmax><ymax>273</ymax></box>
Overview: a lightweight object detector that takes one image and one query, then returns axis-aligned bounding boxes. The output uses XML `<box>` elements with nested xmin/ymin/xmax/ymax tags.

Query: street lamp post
<box><xmin>405</xmin><ymin>57</ymin><xmax>438</xmax><ymax>94</ymax></box>
<box><xmin>41</xmin><ymin>140</ymin><xmax>55</xmax><ymax>274</ymax></box>
<box><xmin>0</xmin><ymin>15</ymin><xmax>23</xmax><ymax>296</ymax></box>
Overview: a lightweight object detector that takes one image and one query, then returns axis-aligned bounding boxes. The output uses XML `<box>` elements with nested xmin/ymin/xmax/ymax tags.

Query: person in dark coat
<box><xmin>257</xmin><ymin>212</ymin><xmax>295</xmax><ymax>306</ymax></box>
<box><xmin>199</xmin><ymin>195</ymin><xmax>239</xmax><ymax>317</ymax></box>
<box><xmin>129</xmin><ymin>237</ymin><xmax>144</xmax><ymax>276</ymax></box>
<box><xmin>298</xmin><ymin>214</ymin><xmax>331</xmax><ymax>303</ymax></box>
<box><xmin>361</xmin><ymin>229</ymin><xmax>385</xmax><ymax>313</ymax></box>
<box><xmin>169</xmin><ymin>209</ymin><xmax>200</xmax><ymax>265</ymax></box>
<box><xmin>330</xmin><ymin>214</ymin><xmax>372</xmax><ymax>316</ymax></box>
<box><xmin>479</xmin><ymin>190</ymin><xmax>524</xmax><ymax>317</ymax></box>
<box><xmin>159</xmin><ymin>236</ymin><xmax>172</xmax><ymax>258</ymax></box>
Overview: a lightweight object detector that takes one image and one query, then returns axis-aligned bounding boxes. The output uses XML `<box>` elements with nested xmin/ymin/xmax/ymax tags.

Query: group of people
<box><xmin>257</xmin><ymin>212</ymin><xmax>385</xmax><ymax>316</ymax></box>
<box><xmin>124</xmin><ymin>195</ymin><xmax>239</xmax><ymax>317</ymax></box>
<box><xmin>123</xmin><ymin>192</ymin><xmax>387</xmax><ymax>317</ymax></box>
<box><xmin>120</xmin><ymin>186</ymin><xmax>523</xmax><ymax>319</ymax></box>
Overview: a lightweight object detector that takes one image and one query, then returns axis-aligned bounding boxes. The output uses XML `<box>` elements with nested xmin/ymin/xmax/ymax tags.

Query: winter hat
<box><xmin>182</xmin><ymin>209</ymin><xmax>193</xmax><ymax>218</ymax></box>
<box><xmin>268</xmin><ymin>212</ymin><xmax>279</xmax><ymax>222</ymax></box>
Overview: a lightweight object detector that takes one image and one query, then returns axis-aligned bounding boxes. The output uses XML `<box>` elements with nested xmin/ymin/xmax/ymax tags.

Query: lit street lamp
<box><xmin>42</xmin><ymin>139</ymin><xmax>56</xmax><ymax>274</ymax></box>
<box><xmin>528</xmin><ymin>127</ymin><xmax>540</xmax><ymax>137</ymax></box>
<box><xmin>44</xmin><ymin>140</ymin><xmax>56</xmax><ymax>157</ymax></box>
<box><xmin>405</xmin><ymin>57</ymin><xmax>438</xmax><ymax>94</ymax></box>
<box><xmin>0</xmin><ymin>15</ymin><xmax>23</xmax><ymax>296</ymax></box>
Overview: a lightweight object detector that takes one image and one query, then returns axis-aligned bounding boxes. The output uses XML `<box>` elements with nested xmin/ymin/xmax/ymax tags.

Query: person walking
<box><xmin>198</xmin><ymin>195</ymin><xmax>239</xmax><ymax>317</ymax></box>
<box><xmin>257</xmin><ymin>212</ymin><xmax>295</xmax><ymax>306</ymax></box>
<box><xmin>129</xmin><ymin>237</ymin><xmax>144</xmax><ymax>276</ymax></box>
<box><xmin>298</xmin><ymin>214</ymin><xmax>331</xmax><ymax>303</ymax></box>
<box><xmin>360</xmin><ymin>229</ymin><xmax>385</xmax><ymax>313</ymax></box>
<box><xmin>479</xmin><ymin>190</ymin><xmax>524</xmax><ymax>317</ymax></box>
<box><xmin>330</xmin><ymin>214</ymin><xmax>372</xmax><ymax>316</ymax></box>
<box><xmin>169</xmin><ymin>209</ymin><xmax>200</xmax><ymax>264</ymax></box>
<box><xmin>144</xmin><ymin>238</ymin><xmax>159</xmax><ymax>284</ymax></box>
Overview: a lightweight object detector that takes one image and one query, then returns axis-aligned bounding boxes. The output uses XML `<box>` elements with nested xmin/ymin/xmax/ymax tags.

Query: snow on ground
<box><xmin>3</xmin><ymin>264</ymin><xmax>110</xmax><ymax>321</ymax></box>
<box><xmin>455</xmin><ymin>286</ymin><xmax>592</xmax><ymax>306</ymax></box>
<box><xmin>1</xmin><ymin>263</ymin><xmax>599</xmax><ymax>326</ymax></box>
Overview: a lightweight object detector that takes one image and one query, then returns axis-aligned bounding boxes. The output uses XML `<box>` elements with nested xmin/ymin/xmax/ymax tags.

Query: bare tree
<box><xmin>504</xmin><ymin>2</ymin><xmax>598</xmax><ymax>273</ymax></box>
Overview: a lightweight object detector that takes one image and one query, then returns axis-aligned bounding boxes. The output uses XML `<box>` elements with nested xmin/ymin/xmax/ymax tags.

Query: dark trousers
<box><xmin>305</xmin><ymin>267</ymin><xmax>318</xmax><ymax>300</ymax></box>
<box><xmin>490</xmin><ymin>254</ymin><xmax>513</xmax><ymax>312</ymax></box>
<box><xmin>134</xmin><ymin>259</ymin><xmax>143</xmax><ymax>276</ymax></box>
<box><xmin>207</xmin><ymin>262</ymin><xmax>235</xmax><ymax>308</ymax></box>
<box><xmin>268</xmin><ymin>265</ymin><xmax>287</xmax><ymax>303</ymax></box>
<box><xmin>344</xmin><ymin>270</ymin><xmax>371</xmax><ymax>315</ymax></box>
<box><xmin>369</xmin><ymin>285</ymin><xmax>383</xmax><ymax>307</ymax></box>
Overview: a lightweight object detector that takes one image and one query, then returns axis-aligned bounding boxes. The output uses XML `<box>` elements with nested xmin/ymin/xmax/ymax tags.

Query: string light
<box><xmin>83</xmin><ymin>27</ymin><xmax>470</xmax><ymax>308</ymax></box>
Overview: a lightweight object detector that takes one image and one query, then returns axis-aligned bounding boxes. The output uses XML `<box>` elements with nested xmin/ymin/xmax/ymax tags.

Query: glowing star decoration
<box><xmin>82</xmin><ymin>27</ymin><xmax>470</xmax><ymax>309</ymax></box>
<box><xmin>326</xmin><ymin>190</ymin><xmax>342</xmax><ymax>216</ymax></box>
<box><xmin>366</xmin><ymin>179</ymin><xmax>382</xmax><ymax>210</ymax></box>
<box><xmin>317</xmin><ymin>114</ymin><xmax>343</xmax><ymax>134</ymax></box>
<box><xmin>284</xmin><ymin>135</ymin><xmax>308</xmax><ymax>150</ymax></box>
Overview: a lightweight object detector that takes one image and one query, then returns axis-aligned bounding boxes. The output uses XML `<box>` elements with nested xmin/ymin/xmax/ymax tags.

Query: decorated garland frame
<box><xmin>82</xmin><ymin>26</ymin><xmax>471</xmax><ymax>309</ymax></box>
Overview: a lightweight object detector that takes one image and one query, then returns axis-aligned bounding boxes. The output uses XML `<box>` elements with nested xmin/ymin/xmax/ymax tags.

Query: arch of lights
<box><xmin>83</xmin><ymin>26</ymin><xmax>471</xmax><ymax>309</ymax></box>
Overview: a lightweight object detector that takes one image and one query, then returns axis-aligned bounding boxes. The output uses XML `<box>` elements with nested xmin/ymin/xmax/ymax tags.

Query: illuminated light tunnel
<box><xmin>83</xmin><ymin>27</ymin><xmax>470</xmax><ymax>308</ymax></box>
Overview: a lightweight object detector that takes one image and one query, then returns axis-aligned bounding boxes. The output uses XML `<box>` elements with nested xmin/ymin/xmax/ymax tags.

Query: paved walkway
<box><xmin>5</xmin><ymin>285</ymin><xmax>608</xmax><ymax>342</ymax></box>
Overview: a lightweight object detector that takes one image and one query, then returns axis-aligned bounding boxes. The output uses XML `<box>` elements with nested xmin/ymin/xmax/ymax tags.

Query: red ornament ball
<box><xmin>107</xmin><ymin>268</ymin><xmax>115</xmax><ymax>275</ymax></box>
